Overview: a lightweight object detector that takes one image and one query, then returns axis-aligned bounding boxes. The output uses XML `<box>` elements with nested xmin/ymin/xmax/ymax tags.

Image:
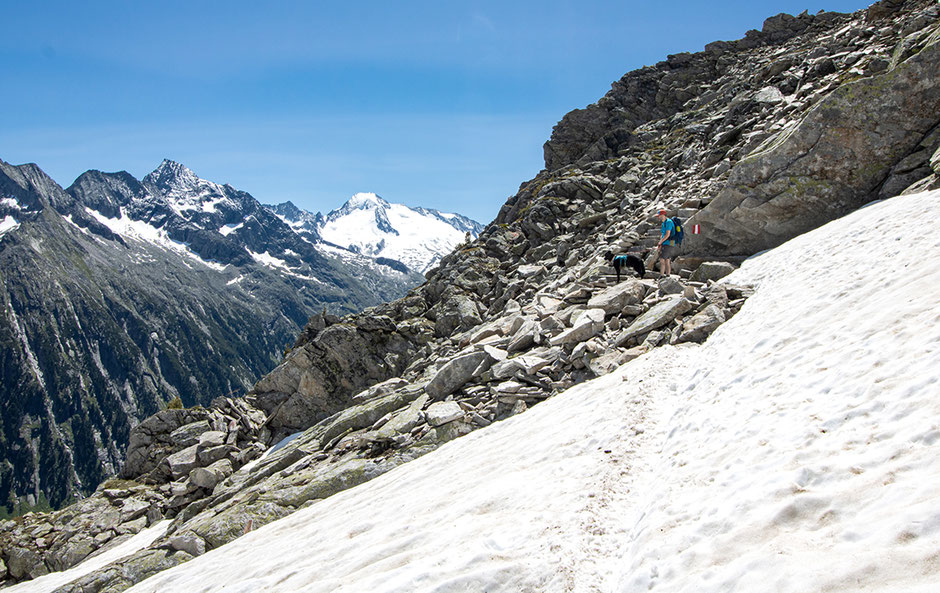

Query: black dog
<box><xmin>604</xmin><ymin>251</ymin><xmax>645</xmax><ymax>282</ymax></box>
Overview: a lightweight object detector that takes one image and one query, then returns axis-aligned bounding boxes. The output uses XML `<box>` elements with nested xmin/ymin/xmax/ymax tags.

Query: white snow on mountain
<box><xmin>318</xmin><ymin>192</ymin><xmax>478</xmax><ymax>273</ymax></box>
<box><xmin>85</xmin><ymin>207</ymin><xmax>228</xmax><ymax>272</ymax></box>
<box><xmin>0</xmin><ymin>215</ymin><xmax>19</xmax><ymax>235</ymax></box>
<box><xmin>91</xmin><ymin>190</ymin><xmax>937</xmax><ymax>593</ymax></box>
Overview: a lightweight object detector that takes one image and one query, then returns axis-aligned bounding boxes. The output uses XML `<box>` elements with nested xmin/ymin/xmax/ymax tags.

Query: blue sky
<box><xmin>1</xmin><ymin>1</ymin><xmax>872</xmax><ymax>223</ymax></box>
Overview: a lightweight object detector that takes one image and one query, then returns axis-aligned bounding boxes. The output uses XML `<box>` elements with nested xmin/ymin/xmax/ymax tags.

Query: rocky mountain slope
<box><xmin>0</xmin><ymin>160</ymin><xmax>424</xmax><ymax>516</ymax></box>
<box><xmin>38</xmin><ymin>188</ymin><xmax>940</xmax><ymax>593</ymax></box>
<box><xmin>270</xmin><ymin>192</ymin><xmax>485</xmax><ymax>274</ymax></box>
<box><xmin>0</xmin><ymin>0</ymin><xmax>937</xmax><ymax>589</ymax></box>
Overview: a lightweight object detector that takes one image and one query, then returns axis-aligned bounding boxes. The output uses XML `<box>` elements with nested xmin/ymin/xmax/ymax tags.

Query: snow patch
<box><xmin>220</xmin><ymin>222</ymin><xmax>244</xmax><ymax>236</ymax></box>
<box><xmin>1</xmin><ymin>196</ymin><xmax>21</xmax><ymax>209</ymax></box>
<box><xmin>0</xmin><ymin>215</ymin><xmax>20</xmax><ymax>235</ymax></box>
<box><xmin>248</xmin><ymin>249</ymin><xmax>292</xmax><ymax>271</ymax></box>
<box><xmin>86</xmin><ymin>208</ymin><xmax>228</xmax><ymax>272</ymax></box>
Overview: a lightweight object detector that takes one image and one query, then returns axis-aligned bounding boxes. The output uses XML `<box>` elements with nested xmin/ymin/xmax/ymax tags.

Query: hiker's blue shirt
<box><xmin>661</xmin><ymin>218</ymin><xmax>676</xmax><ymax>246</ymax></box>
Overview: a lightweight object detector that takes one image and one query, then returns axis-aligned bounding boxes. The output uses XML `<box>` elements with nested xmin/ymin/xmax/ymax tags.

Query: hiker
<box><xmin>605</xmin><ymin>251</ymin><xmax>645</xmax><ymax>282</ymax></box>
<box><xmin>656</xmin><ymin>209</ymin><xmax>678</xmax><ymax>276</ymax></box>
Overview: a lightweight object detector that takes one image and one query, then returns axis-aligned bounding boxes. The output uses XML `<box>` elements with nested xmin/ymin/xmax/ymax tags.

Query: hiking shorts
<box><xmin>661</xmin><ymin>244</ymin><xmax>679</xmax><ymax>260</ymax></box>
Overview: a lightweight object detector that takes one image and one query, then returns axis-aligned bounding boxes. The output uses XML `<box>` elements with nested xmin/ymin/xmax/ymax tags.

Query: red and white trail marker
<box><xmin>693</xmin><ymin>224</ymin><xmax>701</xmax><ymax>234</ymax></box>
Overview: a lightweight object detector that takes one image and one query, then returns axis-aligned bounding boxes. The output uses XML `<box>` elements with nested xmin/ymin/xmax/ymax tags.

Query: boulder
<box><xmin>425</xmin><ymin>351</ymin><xmax>494</xmax><ymax>399</ymax></box>
<box><xmin>169</xmin><ymin>420</ymin><xmax>211</xmax><ymax>448</ymax></box>
<box><xmin>586</xmin><ymin>279</ymin><xmax>647</xmax><ymax>314</ymax></box>
<box><xmin>550</xmin><ymin>308</ymin><xmax>606</xmax><ymax>346</ymax></box>
<box><xmin>615</xmin><ymin>296</ymin><xmax>695</xmax><ymax>346</ymax></box>
<box><xmin>168</xmin><ymin>533</ymin><xmax>207</xmax><ymax>557</ymax></box>
<box><xmin>482</xmin><ymin>345</ymin><xmax>508</xmax><ymax>361</ymax></box>
<box><xmin>197</xmin><ymin>430</ymin><xmax>226</xmax><ymax>449</ymax></box>
<box><xmin>5</xmin><ymin>546</ymin><xmax>40</xmax><ymax>580</ymax></box>
<box><xmin>690</xmin><ymin>261</ymin><xmax>737</xmax><ymax>283</ymax></box>
<box><xmin>425</xmin><ymin>402</ymin><xmax>465</xmax><ymax>427</ymax></box>
<box><xmin>166</xmin><ymin>445</ymin><xmax>200</xmax><ymax>480</ymax></box>
<box><xmin>658</xmin><ymin>276</ymin><xmax>685</xmax><ymax>295</ymax></box>
<box><xmin>507</xmin><ymin>318</ymin><xmax>541</xmax><ymax>352</ymax></box>
<box><xmin>190</xmin><ymin>462</ymin><xmax>227</xmax><ymax>491</ymax></box>
<box><xmin>678</xmin><ymin>304</ymin><xmax>727</xmax><ymax>343</ymax></box>
<box><xmin>120</xmin><ymin>498</ymin><xmax>151</xmax><ymax>523</ymax></box>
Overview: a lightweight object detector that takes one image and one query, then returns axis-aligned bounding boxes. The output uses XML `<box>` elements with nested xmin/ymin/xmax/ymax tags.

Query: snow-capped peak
<box><xmin>142</xmin><ymin>160</ymin><xmax>231</xmax><ymax>216</ymax></box>
<box><xmin>345</xmin><ymin>192</ymin><xmax>388</xmax><ymax>210</ymax></box>
<box><xmin>143</xmin><ymin>159</ymin><xmax>201</xmax><ymax>191</ymax></box>
<box><xmin>317</xmin><ymin>193</ymin><xmax>483</xmax><ymax>273</ymax></box>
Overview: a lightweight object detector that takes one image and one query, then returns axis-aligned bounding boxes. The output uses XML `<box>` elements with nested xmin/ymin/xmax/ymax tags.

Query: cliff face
<box><xmin>1</xmin><ymin>0</ymin><xmax>938</xmax><ymax>590</ymax></box>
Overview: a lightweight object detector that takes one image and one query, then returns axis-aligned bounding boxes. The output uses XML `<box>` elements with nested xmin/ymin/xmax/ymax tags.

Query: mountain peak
<box><xmin>143</xmin><ymin>159</ymin><xmax>201</xmax><ymax>191</ymax></box>
<box><xmin>344</xmin><ymin>192</ymin><xmax>388</xmax><ymax>210</ymax></box>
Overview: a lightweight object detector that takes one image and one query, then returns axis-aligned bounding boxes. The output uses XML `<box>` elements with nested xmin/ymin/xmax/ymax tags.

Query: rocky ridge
<box><xmin>1</xmin><ymin>0</ymin><xmax>938</xmax><ymax>590</ymax></box>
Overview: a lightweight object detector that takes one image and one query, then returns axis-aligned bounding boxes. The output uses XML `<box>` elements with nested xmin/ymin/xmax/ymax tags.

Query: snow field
<box><xmin>105</xmin><ymin>189</ymin><xmax>939</xmax><ymax>592</ymax></box>
<box><xmin>615</xmin><ymin>191</ymin><xmax>940</xmax><ymax>592</ymax></box>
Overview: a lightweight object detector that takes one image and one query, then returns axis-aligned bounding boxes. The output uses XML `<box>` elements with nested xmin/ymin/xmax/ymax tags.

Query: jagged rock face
<box><xmin>4</xmin><ymin>1</ymin><xmax>940</xmax><ymax>591</ymax></box>
<box><xmin>0</xmin><ymin>159</ymin><xmax>423</xmax><ymax>515</ymax></box>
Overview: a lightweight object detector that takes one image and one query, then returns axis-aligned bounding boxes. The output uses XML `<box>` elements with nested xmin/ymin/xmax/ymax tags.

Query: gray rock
<box><xmin>166</xmin><ymin>445</ymin><xmax>200</xmax><ymax>480</ymax></box>
<box><xmin>678</xmin><ymin>304</ymin><xmax>727</xmax><ymax>343</ymax></box>
<box><xmin>616</xmin><ymin>296</ymin><xmax>695</xmax><ymax>346</ymax></box>
<box><xmin>168</xmin><ymin>533</ymin><xmax>207</xmax><ymax>557</ymax></box>
<box><xmin>120</xmin><ymin>498</ymin><xmax>151</xmax><ymax>523</ymax></box>
<box><xmin>320</xmin><ymin>388</ymin><xmax>421</xmax><ymax>448</ymax></box>
<box><xmin>0</xmin><ymin>556</ymin><xmax>6</xmax><ymax>579</ymax></box>
<box><xmin>425</xmin><ymin>402</ymin><xmax>465</xmax><ymax>427</ymax></box>
<box><xmin>586</xmin><ymin>279</ymin><xmax>647</xmax><ymax>314</ymax></box>
<box><xmin>190</xmin><ymin>467</ymin><xmax>222</xmax><ymax>490</ymax></box>
<box><xmin>482</xmin><ymin>345</ymin><xmax>508</xmax><ymax>361</ymax></box>
<box><xmin>197</xmin><ymin>444</ymin><xmax>233</xmax><ymax>466</ymax></box>
<box><xmin>5</xmin><ymin>546</ymin><xmax>39</xmax><ymax>580</ymax></box>
<box><xmin>169</xmin><ymin>420</ymin><xmax>212</xmax><ymax>448</ymax></box>
<box><xmin>198</xmin><ymin>430</ymin><xmax>226</xmax><ymax>449</ymax></box>
<box><xmin>517</xmin><ymin>264</ymin><xmax>547</xmax><ymax>279</ymax></box>
<box><xmin>658</xmin><ymin>276</ymin><xmax>685</xmax><ymax>295</ymax></box>
<box><xmin>690</xmin><ymin>262</ymin><xmax>737</xmax><ymax>283</ymax></box>
<box><xmin>425</xmin><ymin>351</ymin><xmax>494</xmax><ymax>399</ymax></box>
<box><xmin>550</xmin><ymin>308</ymin><xmax>606</xmax><ymax>345</ymax></box>
<box><xmin>376</xmin><ymin>394</ymin><xmax>429</xmax><ymax>439</ymax></box>
<box><xmin>507</xmin><ymin>318</ymin><xmax>541</xmax><ymax>352</ymax></box>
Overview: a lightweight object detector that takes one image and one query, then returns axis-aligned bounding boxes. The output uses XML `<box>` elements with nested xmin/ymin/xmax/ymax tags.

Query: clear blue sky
<box><xmin>0</xmin><ymin>0</ymin><xmax>872</xmax><ymax>223</ymax></box>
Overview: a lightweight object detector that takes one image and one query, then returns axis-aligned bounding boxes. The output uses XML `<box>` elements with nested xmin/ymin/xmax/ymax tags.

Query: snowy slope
<box><xmin>318</xmin><ymin>192</ymin><xmax>483</xmax><ymax>273</ymax></box>
<box><xmin>122</xmin><ymin>189</ymin><xmax>940</xmax><ymax>592</ymax></box>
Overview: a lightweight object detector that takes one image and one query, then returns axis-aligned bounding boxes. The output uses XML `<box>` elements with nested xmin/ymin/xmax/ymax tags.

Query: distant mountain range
<box><xmin>0</xmin><ymin>158</ymin><xmax>481</xmax><ymax>514</ymax></box>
